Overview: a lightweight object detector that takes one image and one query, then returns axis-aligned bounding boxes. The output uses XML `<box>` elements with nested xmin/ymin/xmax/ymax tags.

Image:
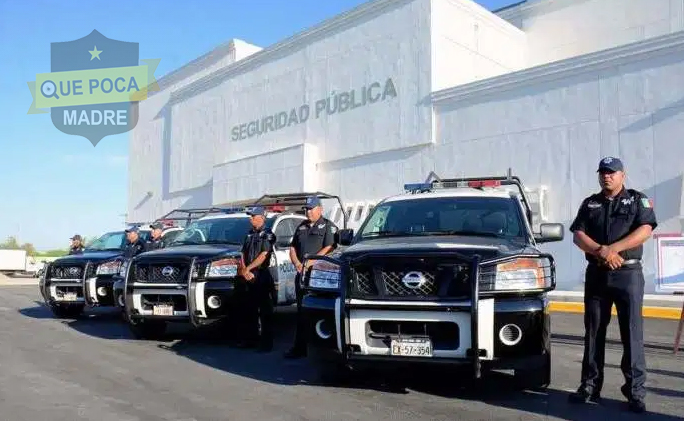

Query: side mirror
<box><xmin>338</xmin><ymin>228</ymin><xmax>354</xmax><ymax>246</ymax></box>
<box><xmin>536</xmin><ymin>223</ymin><xmax>564</xmax><ymax>243</ymax></box>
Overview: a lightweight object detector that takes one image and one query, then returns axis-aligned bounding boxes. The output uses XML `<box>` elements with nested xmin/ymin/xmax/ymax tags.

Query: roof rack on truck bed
<box><xmin>403</xmin><ymin>169</ymin><xmax>534</xmax><ymax>227</ymax></box>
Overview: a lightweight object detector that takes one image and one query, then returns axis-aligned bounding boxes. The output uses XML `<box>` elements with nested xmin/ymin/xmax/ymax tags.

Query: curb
<box><xmin>549</xmin><ymin>301</ymin><xmax>683</xmax><ymax>320</ymax></box>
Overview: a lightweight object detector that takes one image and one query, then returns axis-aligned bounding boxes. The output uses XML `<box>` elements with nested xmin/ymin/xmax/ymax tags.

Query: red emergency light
<box><xmin>465</xmin><ymin>179</ymin><xmax>501</xmax><ymax>188</ymax></box>
<box><xmin>266</xmin><ymin>205</ymin><xmax>286</xmax><ymax>212</ymax></box>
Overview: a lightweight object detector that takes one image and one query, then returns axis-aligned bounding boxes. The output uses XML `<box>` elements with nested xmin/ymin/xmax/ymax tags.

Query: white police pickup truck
<box><xmin>122</xmin><ymin>193</ymin><xmax>348</xmax><ymax>339</ymax></box>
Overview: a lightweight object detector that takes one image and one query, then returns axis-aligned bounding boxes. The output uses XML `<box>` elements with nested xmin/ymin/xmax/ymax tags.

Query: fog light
<box><xmin>207</xmin><ymin>295</ymin><xmax>221</xmax><ymax>309</ymax></box>
<box><xmin>97</xmin><ymin>287</ymin><xmax>107</xmax><ymax>296</ymax></box>
<box><xmin>499</xmin><ymin>324</ymin><xmax>523</xmax><ymax>346</ymax></box>
<box><xmin>117</xmin><ymin>294</ymin><xmax>125</xmax><ymax>307</ymax></box>
<box><xmin>315</xmin><ymin>319</ymin><xmax>332</xmax><ymax>339</ymax></box>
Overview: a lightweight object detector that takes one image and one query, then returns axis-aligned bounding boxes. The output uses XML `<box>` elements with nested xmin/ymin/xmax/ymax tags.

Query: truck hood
<box><xmin>341</xmin><ymin>235</ymin><xmax>536</xmax><ymax>261</ymax></box>
<box><xmin>137</xmin><ymin>244</ymin><xmax>242</xmax><ymax>260</ymax></box>
<box><xmin>52</xmin><ymin>250</ymin><xmax>123</xmax><ymax>264</ymax></box>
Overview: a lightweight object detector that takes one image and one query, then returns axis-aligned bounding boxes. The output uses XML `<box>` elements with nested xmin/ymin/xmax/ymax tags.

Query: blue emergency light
<box><xmin>403</xmin><ymin>182</ymin><xmax>433</xmax><ymax>193</ymax></box>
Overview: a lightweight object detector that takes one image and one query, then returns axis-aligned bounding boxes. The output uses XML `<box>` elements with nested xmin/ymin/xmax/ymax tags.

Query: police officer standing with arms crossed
<box><xmin>123</xmin><ymin>226</ymin><xmax>147</xmax><ymax>258</ymax></box>
<box><xmin>284</xmin><ymin>196</ymin><xmax>337</xmax><ymax>359</ymax></box>
<box><xmin>145</xmin><ymin>222</ymin><xmax>165</xmax><ymax>252</ymax></box>
<box><xmin>238</xmin><ymin>206</ymin><xmax>277</xmax><ymax>352</ymax></box>
<box><xmin>568</xmin><ymin>157</ymin><xmax>657</xmax><ymax>413</ymax></box>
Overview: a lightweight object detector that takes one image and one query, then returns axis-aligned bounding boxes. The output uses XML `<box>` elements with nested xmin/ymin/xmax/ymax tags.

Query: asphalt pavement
<box><xmin>0</xmin><ymin>284</ymin><xmax>682</xmax><ymax>421</ymax></box>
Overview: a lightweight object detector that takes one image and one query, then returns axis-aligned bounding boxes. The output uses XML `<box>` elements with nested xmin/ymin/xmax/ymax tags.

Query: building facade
<box><xmin>128</xmin><ymin>0</ymin><xmax>684</xmax><ymax>293</ymax></box>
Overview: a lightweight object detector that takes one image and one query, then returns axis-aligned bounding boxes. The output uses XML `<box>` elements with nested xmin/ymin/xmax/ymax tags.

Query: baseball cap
<box><xmin>149</xmin><ymin>222</ymin><xmax>164</xmax><ymax>230</ymax></box>
<box><xmin>246</xmin><ymin>206</ymin><xmax>265</xmax><ymax>216</ymax></box>
<box><xmin>303</xmin><ymin>196</ymin><xmax>322</xmax><ymax>209</ymax></box>
<box><xmin>124</xmin><ymin>226</ymin><xmax>139</xmax><ymax>233</ymax></box>
<box><xmin>70</xmin><ymin>234</ymin><xmax>82</xmax><ymax>241</ymax></box>
<box><xmin>597</xmin><ymin>157</ymin><xmax>624</xmax><ymax>173</ymax></box>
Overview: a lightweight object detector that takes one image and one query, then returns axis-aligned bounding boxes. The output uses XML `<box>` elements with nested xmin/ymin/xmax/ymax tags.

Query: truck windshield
<box><xmin>359</xmin><ymin>196</ymin><xmax>527</xmax><ymax>241</ymax></box>
<box><xmin>85</xmin><ymin>231</ymin><xmax>126</xmax><ymax>251</ymax></box>
<box><xmin>85</xmin><ymin>230</ymin><xmax>152</xmax><ymax>251</ymax></box>
<box><xmin>170</xmin><ymin>217</ymin><xmax>252</xmax><ymax>246</ymax></box>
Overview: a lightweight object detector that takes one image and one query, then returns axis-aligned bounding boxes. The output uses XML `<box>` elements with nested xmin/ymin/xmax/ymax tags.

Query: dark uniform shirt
<box><xmin>241</xmin><ymin>226</ymin><xmax>276</xmax><ymax>272</ymax></box>
<box><xmin>291</xmin><ymin>217</ymin><xmax>337</xmax><ymax>262</ymax></box>
<box><xmin>569</xmin><ymin>187</ymin><xmax>658</xmax><ymax>264</ymax></box>
<box><xmin>145</xmin><ymin>238</ymin><xmax>164</xmax><ymax>252</ymax></box>
<box><xmin>123</xmin><ymin>239</ymin><xmax>147</xmax><ymax>258</ymax></box>
<box><xmin>69</xmin><ymin>246</ymin><xmax>84</xmax><ymax>255</ymax></box>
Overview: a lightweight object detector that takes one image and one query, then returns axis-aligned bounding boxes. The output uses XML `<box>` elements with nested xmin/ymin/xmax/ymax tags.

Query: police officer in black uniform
<box><xmin>568</xmin><ymin>157</ymin><xmax>657</xmax><ymax>413</ymax></box>
<box><xmin>123</xmin><ymin>226</ymin><xmax>147</xmax><ymax>258</ymax></box>
<box><xmin>284</xmin><ymin>196</ymin><xmax>337</xmax><ymax>359</ymax></box>
<box><xmin>145</xmin><ymin>222</ymin><xmax>165</xmax><ymax>252</ymax></box>
<box><xmin>69</xmin><ymin>234</ymin><xmax>85</xmax><ymax>255</ymax></box>
<box><xmin>238</xmin><ymin>206</ymin><xmax>276</xmax><ymax>352</ymax></box>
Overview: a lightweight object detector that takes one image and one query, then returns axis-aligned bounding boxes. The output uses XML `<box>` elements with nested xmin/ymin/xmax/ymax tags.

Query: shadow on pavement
<box><xmin>16</xmin><ymin>302</ymin><xmax>684</xmax><ymax>419</ymax></box>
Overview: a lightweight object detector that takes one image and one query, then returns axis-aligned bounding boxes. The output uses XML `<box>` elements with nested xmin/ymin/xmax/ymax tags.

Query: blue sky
<box><xmin>0</xmin><ymin>0</ymin><xmax>517</xmax><ymax>250</ymax></box>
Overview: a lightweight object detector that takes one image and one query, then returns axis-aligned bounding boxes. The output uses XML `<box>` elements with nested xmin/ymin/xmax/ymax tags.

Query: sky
<box><xmin>0</xmin><ymin>0</ymin><xmax>519</xmax><ymax>251</ymax></box>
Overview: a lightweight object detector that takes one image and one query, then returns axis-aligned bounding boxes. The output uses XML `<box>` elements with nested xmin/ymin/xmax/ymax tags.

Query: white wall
<box><xmin>431</xmin><ymin>0</ymin><xmax>527</xmax><ymax>91</ymax></box>
<box><xmin>432</xmin><ymin>32</ymin><xmax>684</xmax><ymax>293</ymax></box>
<box><xmin>200</xmin><ymin>0</ymin><xmax>433</xmax><ymax>206</ymax></box>
<box><xmin>128</xmin><ymin>39</ymin><xmax>261</xmax><ymax>223</ymax></box>
<box><xmin>497</xmin><ymin>0</ymin><xmax>684</xmax><ymax>67</ymax></box>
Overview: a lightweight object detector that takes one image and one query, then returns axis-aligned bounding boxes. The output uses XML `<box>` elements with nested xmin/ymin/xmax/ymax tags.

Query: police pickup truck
<box><xmin>301</xmin><ymin>172</ymin><xmax>564</xmax><ymax>389</ymax></box>
<box><xmin>122</xmin><ymin>193</ymin><xmax>347</xmax><ymax>339</ymax></box>
<box><xmin>39</xmin><ymin>225</ymin><xmax>180</xmax><ymax>318</ymax></box>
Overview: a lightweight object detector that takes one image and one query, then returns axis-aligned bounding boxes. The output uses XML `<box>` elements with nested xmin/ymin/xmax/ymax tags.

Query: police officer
<box><xmin>284</xmin><ymin>196</ymin><xmax>337</xmax><ymax>359</ymax></box>
<box><xmin>145</xmin><ymin>222</ymin><xmax>165</xmax><ymax>251</ymax></box>
<box><xmin>123</xmin><ymin>226</ymin><xmax>147</xmax><ymax>258</ymax></box>
<box><xmin>568</xmin><ymin>157</ymin><xmax>657</xmax><ymax>413</ymax></box>
<box><xmin>69</xmin><ymin>235</ymin><xmax>85</xmax><ymax>255</ymax></box>
<box><xmin>238</xmin><ymin>206</ymin><xmax>276</xmax><ymax>352</ymax></box>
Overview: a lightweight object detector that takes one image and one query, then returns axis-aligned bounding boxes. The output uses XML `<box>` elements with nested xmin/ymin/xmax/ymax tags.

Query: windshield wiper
<box><xmin>204</xmin><ymin>240</ymin><xmax>242</xmax><ymax>246</ymax></box>
<box><xmin>170</xmin><ymin>240</ymin><xmax>200</xmax><ymax>245</ymax></box>
<box><xmin>423</xmin><ymin>230</ymin><xmax>507</xmax><ymax>238</ymax></box>
<box><xmin>362</xmin><ymin>231</ymin><xmax>416</xmax><ymax>238</ymax></box>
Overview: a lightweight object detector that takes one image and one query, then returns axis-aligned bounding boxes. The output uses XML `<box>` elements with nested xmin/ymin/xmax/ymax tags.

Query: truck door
<box><xmin>272</xmin><ymin>217</ymin><xmax>298</xmax><ymax>305</ymax></box>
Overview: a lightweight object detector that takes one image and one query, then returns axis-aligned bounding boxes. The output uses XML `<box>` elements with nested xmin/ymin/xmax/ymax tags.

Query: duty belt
<box><xmin>589</xmin><ymin>258</ymin><xmax>641</xmax><ymax>268</ymax></box>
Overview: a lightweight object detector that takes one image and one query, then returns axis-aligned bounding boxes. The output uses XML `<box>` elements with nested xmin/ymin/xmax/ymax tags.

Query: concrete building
<box><xmin>128</xmin><ymin>0</ymin><xmax>684</xmax><ymax>293</ymax></box>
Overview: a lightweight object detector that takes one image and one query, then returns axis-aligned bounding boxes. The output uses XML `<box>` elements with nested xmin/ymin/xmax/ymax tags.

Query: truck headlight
<box><xmin>96</xmin><ymin>260</ymin><xmax>122</xmax><ymax>276</ymax></box>
<box><xmin>307</xmin><ymin>260</ymin><xmax>341</xmax><ymax>290</ymax></box>
<box><xmin>491</xmin><ymin>257</ymin><xmax>552</xmax><ymax>291</ymax></box>
<box><xmin>118</xmin><ymin>261</ymin><xmax>128</xmax><ymax>277</ymax></box>
<box><xmin>205</xmin><ymin>257</ymin><xmax>239</xmax><ymax>278</ymax></box>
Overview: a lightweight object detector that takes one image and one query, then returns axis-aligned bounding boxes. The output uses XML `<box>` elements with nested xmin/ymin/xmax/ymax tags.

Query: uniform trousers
<box><xmin>242</xmin><ymin>270</ymin><xmax>275</xmax><ymax>346</ymax></box>
<box><xmin>580</xmin><ymin>263</ymin><xmax>647</xmax><ymax>400</ymax></box>
<box><xmin>291</xmin><ymin>272</ymin><xmax>308</xmax><ymax>352</ymax></box>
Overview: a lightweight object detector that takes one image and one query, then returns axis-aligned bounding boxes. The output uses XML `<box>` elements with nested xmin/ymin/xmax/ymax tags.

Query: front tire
<box><xmin>514</xmin><ymin>354</ymin><xmax>551</xmax><ymax>390</ymax></box>
<box><xmin>50</xmin><ymin>304</ymin><xmax>84</xmax><ymax>318</ymax></box>
<box><xmin>128</xmin><ymin>320</ymin><xmax>166</xmax><ymax>339</ymax></box>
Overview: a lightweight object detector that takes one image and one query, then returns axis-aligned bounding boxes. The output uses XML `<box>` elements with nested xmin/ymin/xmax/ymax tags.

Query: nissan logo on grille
<box><xmin>161</xmin><ymin>266</ymin><xmax>175</xmax><ymax>277</ymax></box>
<box><xmin>402</xmin><ymin>271</ymin><xmax>427</xmax><ymax>289</ymax></box>
<box><xmin>68</xmin><ymin>267</ymin><xmax>79</xmax><ymax>275</ymax></box>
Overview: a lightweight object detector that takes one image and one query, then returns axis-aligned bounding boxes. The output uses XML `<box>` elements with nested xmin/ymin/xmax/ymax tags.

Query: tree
<box><xmin>1</xmin><ymin>236</ymin><xmax>37</xmax><ymax>256</ymax></box>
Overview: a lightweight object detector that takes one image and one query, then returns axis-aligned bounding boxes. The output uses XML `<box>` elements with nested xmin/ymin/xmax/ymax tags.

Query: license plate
<box><xmin>390</xmin><ymin>337</ymin><xmax>433</xmax><ymax>357</ymax></box>
<box><xmin>153</xmin><ymin>305</ymin><xmax>173</xmax><ymax>316</ymax></box>
<box><xmin>63</xmin><ymin>292</ymin><xmax>77</xmax><ymax>301</ymax></box>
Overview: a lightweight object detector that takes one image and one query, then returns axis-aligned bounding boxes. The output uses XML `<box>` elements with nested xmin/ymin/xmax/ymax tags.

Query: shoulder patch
<box><xmin>587</xmin><ymin>201</ymin><xmax>601</xmax><ymax>209</ymax></box>
<box><xmin>640</xmin><ymin>198</ymin><xmax>653</xmax><ymax>208</ymax></box>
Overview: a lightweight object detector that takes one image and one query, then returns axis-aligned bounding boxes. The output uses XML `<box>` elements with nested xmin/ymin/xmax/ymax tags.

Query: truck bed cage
<box><xmin>155</xmin><ymin>207</ymin><xmax>243</xmax><ymax>226</ymax></box>
<box><xmin>405</xmin><ymin>169</ymin><xmax>534</xmax><ymax>226</ymax></box>
<box><xmin>250</xmin><ymin>192</ymin><xmax>348</xmax><ymax>228</ymax></box>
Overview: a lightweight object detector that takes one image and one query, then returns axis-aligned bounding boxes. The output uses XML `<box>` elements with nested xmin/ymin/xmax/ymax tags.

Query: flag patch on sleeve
<box><xmin>640</xmin><ymin>198</ymin><xmax>653</xmax><ymax>208</ymax></box>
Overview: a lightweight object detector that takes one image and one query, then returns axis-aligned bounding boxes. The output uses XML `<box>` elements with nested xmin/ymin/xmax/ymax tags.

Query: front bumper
<box><xmin>83</xmin><ymin>274</ymin><xmax>118</xmax><ymax>307</ymax></box>
<box><xmin>124</xmin><ymin>260</ymin><xmax>237</xmax><ymax>326</ymax></box>
<box><xmin>302</xmin><ymin>294</ymin><xmax>551</xmax><ymax>375</ymax></box>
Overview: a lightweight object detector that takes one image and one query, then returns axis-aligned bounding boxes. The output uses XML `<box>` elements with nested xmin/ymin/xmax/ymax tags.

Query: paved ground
<box><xmin>1</xmin><ymin>285</ymin><xmax>682</xmax><ymax>421</ymax></box>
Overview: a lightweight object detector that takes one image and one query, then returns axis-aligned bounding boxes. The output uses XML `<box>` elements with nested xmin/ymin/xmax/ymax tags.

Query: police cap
<box><xmin>246</xmin><ymin>206</ymin><xmax>266</xmax><ymax>216</ymax></box>
<box><xmin>597</xmin><ymin>156</ymin><xmax>624</xmax><ymax>173</ymax></box>
<box><xmin>149</xmin><ymin>222</ymin><xmax>164</xmax><ymax>230</ymax></box>
<box><xmin>303</xmin><ymin>196</ymin><xmax>322</xmax><ymax>209</ymax></box>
